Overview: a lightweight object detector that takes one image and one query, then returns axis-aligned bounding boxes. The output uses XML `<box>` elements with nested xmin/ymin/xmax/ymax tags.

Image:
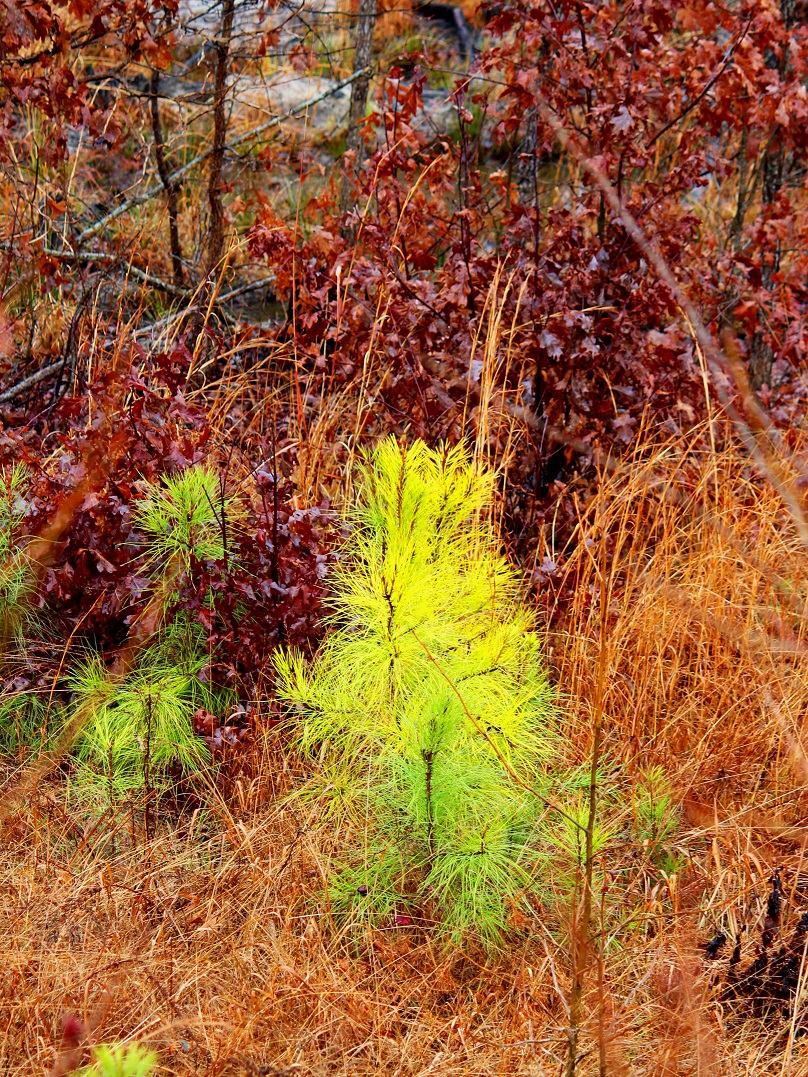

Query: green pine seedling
<box><xmin>69</xmin><ymin>466</ymin><xmax>241</xmax><ymax>803</ymax></box>
<box><xmin>133</xmin><ymin>465</ymin><xmax>237</xmax><ymax>579</ymax></box>
<box><xmin>634</xmin><ymin>765</ymin><xmax>680</xmax><ymax>872</ymax></box>
<box><xmin>275</xmin><ymin>437</ymin><xmax>556</xmax><ymax>944</ymax></box>
<box><xmin>0</xmin><ymin>463</ymin><xmax>28</xmax><ymax>560</ymax></box>
<box><xmin>0</xmin><ymin>465</ymin><xmax>51</xmax><ymax>755</ymax></box>
<box><xmin>71</xmin><ymin>622</ymin><xmax>220</xmax><ymax>803</ymax></box>
<box><xmin>0</xmin><ymin>464</ymin><xmax>34</xmax><ymax>652</ymax></box>
<box><xmin>74</xmin><ymin>1042</ymin><xmax>157</xmax><ymax>1077</ymax></box>
<box><xmin>544</xmin><ymin>790</ymin><xmax>614</xmax><ymax>902</ymax></box>
<box><xmin>0</xmin><ymin>688</ymin><xmax>57</xmax><ymax>757</ymax></box>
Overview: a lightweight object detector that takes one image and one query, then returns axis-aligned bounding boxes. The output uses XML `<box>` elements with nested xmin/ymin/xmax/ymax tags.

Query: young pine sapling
<box><xmin>275</xmin><ymin>437</ymin><xmax>556</xmax><ymax>943</ymax></box>
<box><xmin>74</xmin><ymin>1042</ymin><xmax>157</xmax><ymax>1077</ymax></box>
<box><xmin>71</xmin><ymin>466</ymin><xmax>238</xmax><ymax>802</ymax></box>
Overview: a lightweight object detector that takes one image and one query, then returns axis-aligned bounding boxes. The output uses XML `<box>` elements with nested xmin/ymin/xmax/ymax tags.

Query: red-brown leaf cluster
<box><xmin>0</xmin><ymin>345</ymin><xmax>333</xmax><ymax>725</ymax></box>
<box><xmin>248</xmin><ymin>0</ymin><xmax>808</xmax><ymax>547</ymax></box>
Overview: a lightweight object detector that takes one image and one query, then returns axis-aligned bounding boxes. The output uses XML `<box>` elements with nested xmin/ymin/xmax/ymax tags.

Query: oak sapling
<box><xmin>275</xmin><ymin>437</ymin><xmax>556</xmax><ymax>943</ymax></box>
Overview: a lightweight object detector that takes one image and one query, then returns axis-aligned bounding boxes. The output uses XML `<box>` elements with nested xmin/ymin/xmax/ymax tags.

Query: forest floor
<box><xmin>3</xmin><ymin>2</ymin><xmax>808</xmax><ymax>1074</ymax></box>
<box><xmin>3</xmin><ymin>420</ymin><xmax>808</xmax><ymax>1077</ymax></box>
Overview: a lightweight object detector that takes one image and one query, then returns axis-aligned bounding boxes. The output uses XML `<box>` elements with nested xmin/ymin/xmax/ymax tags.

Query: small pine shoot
<box><xmin>0</xmin><ymin>463</ymin><xmax>28</xmax><ymax>560</ymax></box>
<box><xmin>634</xmin><ymin>765</ymin><xmax>680</xmax><ymax>872</ymax></box>
<box><xmin>0</xmin><ymin>688</ymin><xmax>55</xmax><ymax>757</ymax></box>
<box><xmin>71</xmin><ymin>623</ymin><xmax>218</xmax><ymax>803</ymax></box>
<box><xmin>133</xmin><ymin>465</ymin><xmax>237</xmax><ymax>577</ymax></box>
<box><xmin>74</xmin><ymin>1042</ymin><xmax>157</xmax><ymax>1077</ymax></box>
<box><xmin>0</xmin><ymin>464</ymin><xmax>48</xmax><ymax>754</ymax></box>
<box><xmin>275</xmin><ymin>437</ymin><xmax>556</xmax><ymax>944</ymax></box>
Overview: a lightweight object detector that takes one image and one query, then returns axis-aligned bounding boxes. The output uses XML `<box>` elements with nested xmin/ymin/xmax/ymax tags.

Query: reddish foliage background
<box><xmin>0</xmin><ymin>347</ymin><xmax>333</xmax><ymax>728</ymax></box>
<box><xmin>1</xmin><ymin>0</ymin><xmax>807</xmax><ymax>718</ymax></box>
<box><xmin>247</xmin><ymin>0</ymin><xmax>808</xmax><ymax>546</ymax></box>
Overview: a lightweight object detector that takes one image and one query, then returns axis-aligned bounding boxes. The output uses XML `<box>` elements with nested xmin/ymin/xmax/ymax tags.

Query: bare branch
<box><xmin>77</xmin><ymin>68</ymin><xmax>372</xmax><ymax>245</ymax></box>
<box><xmin>0</xmin><ymin>359</ymin><xmax>66</xmax><ymax>404</ymax></box>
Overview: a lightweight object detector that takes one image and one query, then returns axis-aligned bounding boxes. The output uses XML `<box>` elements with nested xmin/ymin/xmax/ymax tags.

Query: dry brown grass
<box><xmin>4</xmin><ymin>414</ymin><xmax>808</xmax><ymax>1075</ymax></box>
<box><xmin>0</xmin><ymin>753</ymin><xmax>568</xmax><ymax>1076</ymax></box>
<box><xmin>552</xmin><ymin>425</ymin><xmax>808</xmax><ymax>803</ymax></box>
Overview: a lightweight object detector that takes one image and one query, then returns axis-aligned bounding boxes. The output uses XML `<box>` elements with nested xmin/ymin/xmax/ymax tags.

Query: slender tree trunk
<box><xmin>516</xmin><ymin>104</ymin><xmax>540</xmax><ymax>262</ymax></box>
<box><xmin>206</xmin><ymin>0</ymin><xmax>235</xmax><ymax>277</ymax></box>
<box><xmin>340</xmin><ymin>0</ymin><xmax>377</xmax><ymax>216</ymax></box>
<box><xmin>149</xmin><ymin>70</ymin><xmax>185</xmax><ymax>289</ymax></box>
<box><xmin>749</xmin><ymin>0</ymin><xmax>798</xmax><ymax>389</ymax></box>
<box><xmin>730</xmin><ymin>125</ymin><xmax>749</xmax><ymax>252</ymax></box>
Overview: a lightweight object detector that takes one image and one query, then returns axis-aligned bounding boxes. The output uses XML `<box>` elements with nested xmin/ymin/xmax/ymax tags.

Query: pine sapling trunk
<box><xmin>144</xmin><ymin>690</ymin><xmax>153</xmax><ymax>841</ymax></box>
<box><xmin>455</xmin><ymin>102</ymin><xmax>477</xmax><ymax>316</ymax></box>
<box><xmin>108</xmin><ymin>740</ymin><xmax>115</xmax><ymax>807</ymax></box>
<box><xmin>516</xmin><ymin>104</ymin><xmax>540</xmax><ymax>263</ymax></box>
<box><xmin>730</xmin><ymin>126</ymin><xmax>749</xmax><ymax>252</ymax></box>
<box><xmin>424</xmin><ymin>748</ymin><xmax>435</xmax><ymax>857</ymax></box>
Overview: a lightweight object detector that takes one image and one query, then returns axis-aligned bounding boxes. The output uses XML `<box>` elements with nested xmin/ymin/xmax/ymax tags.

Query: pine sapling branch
<box><xmin>409</xmin><ymin>628</ymin><xmax>583</xmax><ymax>833</ymax></box>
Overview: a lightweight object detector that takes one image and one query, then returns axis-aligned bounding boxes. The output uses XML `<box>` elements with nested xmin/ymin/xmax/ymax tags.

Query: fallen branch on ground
<box><xmin>42</xmin><ymin>248</ymin><xmax>189</xmax><ymax>298</ymax></box>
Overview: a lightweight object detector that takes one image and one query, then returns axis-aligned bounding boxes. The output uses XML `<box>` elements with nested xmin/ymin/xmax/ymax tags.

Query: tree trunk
<box><xmin>340</xmin><ymin>0</ymin><xmax>377</xmax><ymax>217</ymax></box>
<box><xmin>149</xmin><ymin>70</ymin><xmax>185</xmax><ymax>289</ymax></box>
<box><xmin>205</xmin><ymin>0</ymin><xmax>235</xmax><ymax>277</ymax></box>
<box><xmin>516</xmin><ymin>105</ymin><xmax>538</xmax><ymax>207</ymax></box>
<box><xmin>749</xmin><ymin>0</ymin><xmax>798</xmax><ymax>390</ymax></box>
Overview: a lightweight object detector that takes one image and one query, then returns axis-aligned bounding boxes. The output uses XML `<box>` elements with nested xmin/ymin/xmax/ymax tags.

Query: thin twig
<box><xmin>0</xmin><ymin>359</ymin><xmax>65</xmax><ymax>404</ymax></box>
<box><xmin>645</xmin><ymin>17</ymin><xmax>752</xmax><ymax>148</ymax></box>
<box><xmin>217</xmin><ymin>275</ymin><xmax>275</xmax><ymax>304</ymax></box>
<box><xmin>41</xmin><ymin>248</ymin><xmax>189</xmax><ymax>297</ymax></box>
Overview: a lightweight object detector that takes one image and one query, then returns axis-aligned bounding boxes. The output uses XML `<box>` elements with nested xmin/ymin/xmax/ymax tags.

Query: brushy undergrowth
<box><xmin>0</xmin><ymin>425</ymin><xmax>805</xmax><ymax>1075</ymax></box>
<box><xmin>275</xmin><ymin>437</ymin><xmax>557</xmax><ymax>943</ymax></box>
<box><xmin>0</xmin><ymin>467</ymin><xmax>235</xmax><ymax>802</ymax></box>
<box><xmin>3</xmin><ymin>0</ymin><xmax>807</xmax><ymax>1066</ymax></box>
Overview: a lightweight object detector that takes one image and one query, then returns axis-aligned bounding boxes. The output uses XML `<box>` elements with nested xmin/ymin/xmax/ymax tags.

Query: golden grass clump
<box><xmin>550</xmin><ymin>424</ymin><xmax>808</xmax><ymax>816</ymax></box>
